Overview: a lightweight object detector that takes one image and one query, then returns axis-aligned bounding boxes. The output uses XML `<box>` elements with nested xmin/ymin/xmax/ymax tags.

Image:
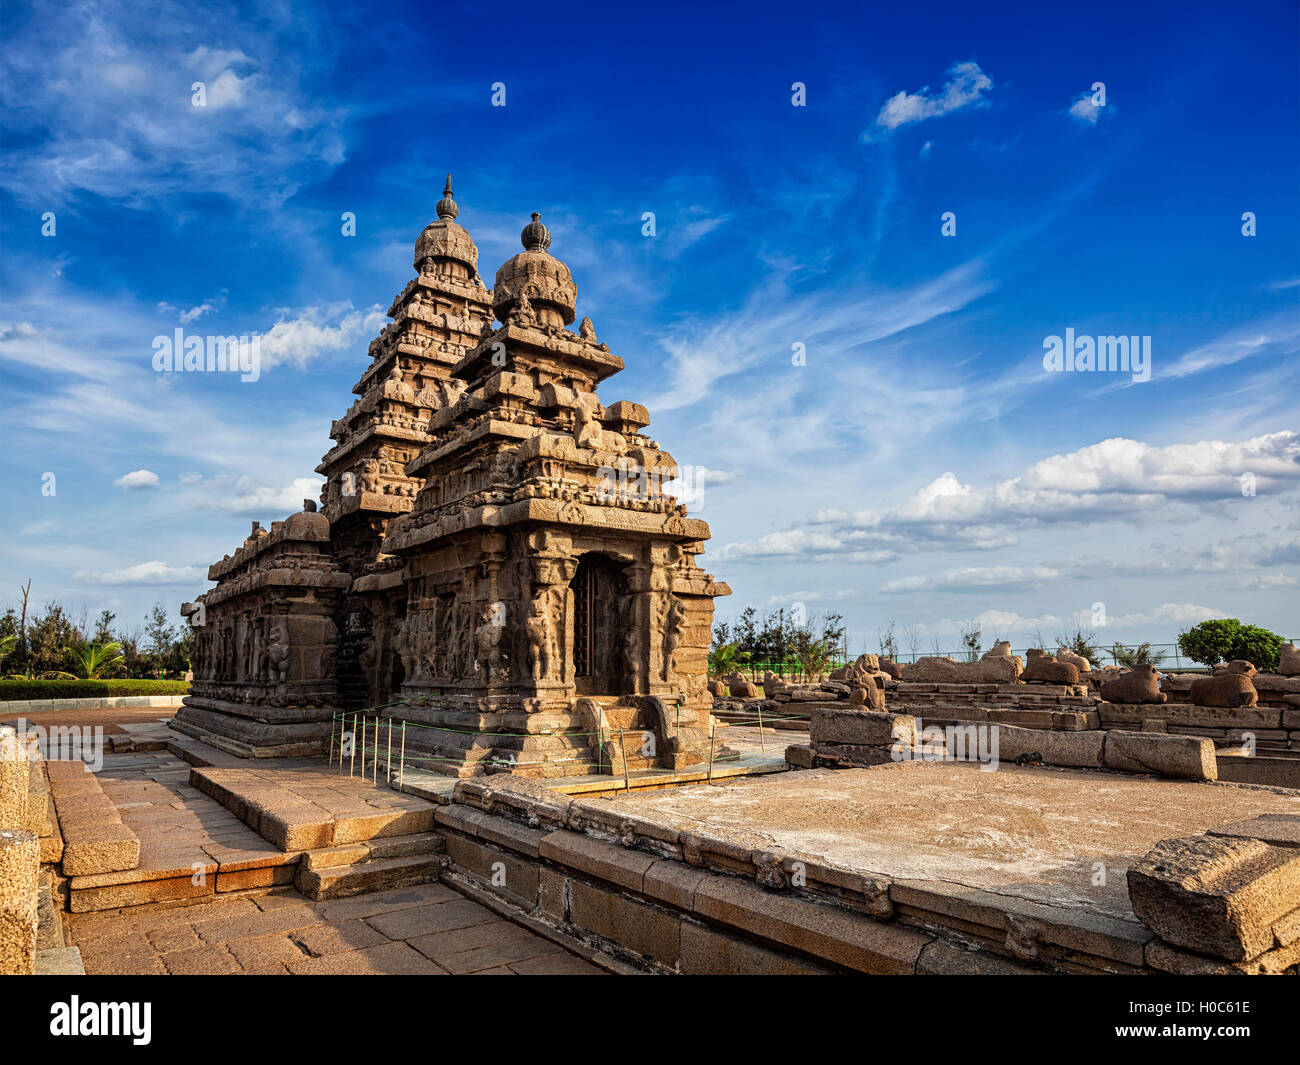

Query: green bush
<box><xmin>0</xmin><ymin>678</ymin><xmax>190</xmax><ymax>702</ymax></box>
<box><xmin>1176</xmin><ymin>619</ymin><xmax>1284</xmax><ymax>672</ymax></box>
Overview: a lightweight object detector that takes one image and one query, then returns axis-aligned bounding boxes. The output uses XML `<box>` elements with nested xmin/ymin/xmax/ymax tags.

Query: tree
<box><xmin>27</xmin><ymin>603</ymin><xmax>81</xmax><ymax>676</ymax></box>
<box><xmin>0</xmin><ymin>634</ymin><xmax>16</xmax><ymax>670</ymax></box>
<box><xmin>144</xmin><ymin>603</ymin><xmax>176</xmax><ymax>657</ymax></box>
<box><xmin>16</xmin><ymin>579</ymin><xmax>31</xmax><ymax>665</ymax></box>
<box><xmin>93</xmin><ymin>609</ymin><xmax>117</xmax><ymax>643</ymax></box>
<box><xmin>960</xmin><ymin>620</ymin><xmax>982</xmax><ymax>662</ymax></box>
<box><xmin>902</xmin><ymin>623</ymin><xmax>922</xmax><ymax>659</ymax></box>
<box><xmin>1055</xmin><ymin>623</ymin><xmax>1100</xmax><ymax>663</ymax></box>
<box><xmin>1110</xmin><ymin>642</ymin><xmax>1166</xmax><ymax>668</ymax></box>
<box><xmin>878</xmin><ymin>620</ymin><xmax>899</xmax><ymax>660</ymax></box>
<box><xmin>1178</xmin><ymin>619</ymin><xmax>1283</xmax><ymax>672</ymax></box>
<box><xmin>61</xmin><ymin>641</ymin><xmax>126</xmax><ymax>680</ymax></box>
<box><xmin>708</xmin><ymin>641</ymin><xmax>751</xmax><ymax>678</ymax></box>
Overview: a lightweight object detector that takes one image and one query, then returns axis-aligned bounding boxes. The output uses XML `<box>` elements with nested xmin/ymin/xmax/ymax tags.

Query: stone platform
<box><xmin>429</xmin><ymin>762</ymin><xmax>1300</xmax><ymax>974</ymax></box>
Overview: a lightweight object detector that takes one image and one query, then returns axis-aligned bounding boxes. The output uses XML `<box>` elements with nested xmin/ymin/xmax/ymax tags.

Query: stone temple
<box><xmin>177</xmin><ymin>178</ymin><xmax>730</xmax><ymax>778</ymax></box>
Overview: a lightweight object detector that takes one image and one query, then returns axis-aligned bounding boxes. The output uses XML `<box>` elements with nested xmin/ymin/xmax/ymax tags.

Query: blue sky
<box><xmin>1</xmin><ymin>0</ymin><xmax>1297</xmax><ymax>653</ymax></box>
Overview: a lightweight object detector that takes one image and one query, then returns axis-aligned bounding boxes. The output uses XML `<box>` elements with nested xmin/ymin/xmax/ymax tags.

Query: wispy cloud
<box><xmin>871</xmin><ymin>61</ymin><xmax>994</xmax><ymax>135</ymax></box>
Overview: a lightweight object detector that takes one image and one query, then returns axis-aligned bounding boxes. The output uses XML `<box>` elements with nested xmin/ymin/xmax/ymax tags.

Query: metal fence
<box><xmin>727</xmin><ymin>641</ymin><xmax>1212</xmax><ymax>678</ymax></box>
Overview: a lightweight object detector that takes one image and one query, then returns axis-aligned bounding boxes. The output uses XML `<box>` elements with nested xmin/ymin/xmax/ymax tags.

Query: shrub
<box><xmin>0</xmin><ymin>678</ymin><xmax>190</xmax><ymax>702</ymax></box>
<box><xmin>1176</xmin><ymin>619</ymin><xmax>1284</xmax><ymax>672</ymax></box>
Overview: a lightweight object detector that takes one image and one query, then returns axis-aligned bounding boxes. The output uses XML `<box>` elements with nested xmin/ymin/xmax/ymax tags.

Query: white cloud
<box><xmin>186</xmin><ymin>474</ymin><xmax>324</xmax><ymax>515</ymax></box>
<box><xmin>115</xmin><ymin>469</ymin><xmax>161</xmax><ymax>490</ymax></box>
<box><xmin>873</xmin><ymin>61</ymin><xmax>993</xmax><ymax>133</ymax></box>
<box><xmin>74</xmin><ymin>560</ymin><xmax>205</xmax><ymax>585</ymax></box>
<box><xmin>0</xmin><ymin>12</ymin><xmax>350</xmax><ymax>209</ymax></box>
<box><xmin>721</xmin><ymin>431</ymin><xmax>1300</xmax><ymax>561</ymax></box>
<box><xmin>880</xmin><ymin>565</ymin><xmax>1062</xmax><ymax>594</ymax></box>
<box><xmin>1067</xmin><ymin>93</ymin><xmax>1102</xmax><ymax>126</ymax></box>
<box><xmin>1159</xmin><ymin>314</ymin><xmax>1300</xmax><ymax>381</ymax></box>
<box><xmin>257</xmin><ymin>305</ymin><xmax>387</xmax><ymax>371</ymax></box>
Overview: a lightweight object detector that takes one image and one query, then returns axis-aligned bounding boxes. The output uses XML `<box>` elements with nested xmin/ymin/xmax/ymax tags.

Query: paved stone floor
<box><xmin>70</xmin><ymin>882</ymin><xmax>606</xmax><ymax>974</ymax></box>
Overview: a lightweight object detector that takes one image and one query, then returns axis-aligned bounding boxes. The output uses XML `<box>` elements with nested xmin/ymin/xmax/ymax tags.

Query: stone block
<box><xmin>0</xmin><ymin>829</ymin><xmax>39</xmax><ymax>975</ymax></box>
<box><xmin>567</xmin><ymin>879</ymin><xmax>680</xmax><ymax>966</ymax></box>
<box><xmin>691</xmin><ymin>874</ymin><xmax>931</xmax><ymax>973</ymax></box>
<box><xmin>992</xmin><ymin>725</ymin><xmax>1105</xmax><ymax>768</ymax></box>
<box><xmin>810</xmin><ymin>708</ymin><xmax>914</xmax><ymax>748</ymax></box>
<box><xmin>679</xmin><ymin>919</ymin><xmax>838</xmax><ymax>974</ymax></box>
<box><xmin>61</xmin><ymin>821</ymin><xmax>141</xmax><ymax>877</ymax></box>
<box><xmin>0</xmin><ymin>727</ymin><xmax>30</xmax><ymax>831</ymax></box>
<box><xmin>1128</xmin><ymin>834</ymin><xmax>1300</xmax><ymax>961</ymax></box>
<box><xmin>538</xmin><ymin>830</ymin><xmax>657</xmax><ymax>893</ymax></box>
<box><xmin>1104</xmin><ymin>731</ymin><xmax>1217</xmax><ymax>780</ymax></box>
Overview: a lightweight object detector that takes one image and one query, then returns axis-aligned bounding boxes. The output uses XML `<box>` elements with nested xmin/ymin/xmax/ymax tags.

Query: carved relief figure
<box><xmin>663</xmin><ymin>596</ymin><xmax>686</xmax><ymax>681</ymax></box>
<box><xmin>267</xmin><ymin>621</ymin><xmax>291</xmax><ymax>683</ymax></box>
<box><xmin>474</xmin><ymin>605</ymin><xmax>504</xmax><ymax>682</ymax></box>
<box><xmin>525</xmin><ymin>590</ymin><xmax>557</xmax><ymax>681</ymax></box>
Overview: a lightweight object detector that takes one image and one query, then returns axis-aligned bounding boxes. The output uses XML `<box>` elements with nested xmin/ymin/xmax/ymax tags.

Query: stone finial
<box><xmin>521</xmin><ymin>212</ymin><xmax>551</xmax><ymax>252</ymax></box>
<box><xmin>436</xmin><ymin>174</ymin><xmax>458</xmax><ymax>221</ymax></box>
<box><xmin>302</xmin><ymin>499</ymin><xmax>317</xmax><ymax>513</ymax></box>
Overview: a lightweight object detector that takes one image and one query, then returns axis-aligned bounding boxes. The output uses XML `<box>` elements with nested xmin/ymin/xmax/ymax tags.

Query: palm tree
<box><xmin>60</xmin><ymin>641</ymin><xmax>126</xmax><ymax>680</ymax></box>
<box><xmin>0</xmin><ymin>634</ymin><xmax>16</xmax><ymax>676</ymax></box>
<box><xmin>708</xmin><ymin>641</ymin><xmax>751</xmax><ymax>678</ymax></box>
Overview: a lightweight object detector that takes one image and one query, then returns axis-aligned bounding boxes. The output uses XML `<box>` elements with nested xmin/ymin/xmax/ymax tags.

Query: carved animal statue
<box><xmin>1099</xmin><ymin>663</ymin><xmax>1166</xmax><ymax>705</ymax></box>
<box><xmin>1280</xmin><ymin>642</ymin><xmax>1300</xmax><ymax>677</ymax></box>
<box><xmin>579</xmin><ymin>316</ymin><xmax>597</xmax><ymax>342</ymax></box>
<box><xmin>981</xmin><ymin>641</ymin><xmax>1012</xmax><ymax>659</ymax></box>
<box><xmin>1190</xmin><ymin>660</ymin><xmax>1259</xmax><ymax>708</ymax></box>
<box><xmin>1056</xmin><ymin>647</ymin><xmax>1092</xmax><ymax>672</ymax></box>
<box><xmin>728</xmin><ymin>676</ymin><xmax>758</xmax><ymax>698</ymax></box>
<box><xmin>1020</xmin><ymin>654</ymin><xmax>1080</xmax><ymax>685</ymax></box>
<box><xmin>849</xmin><ymin>685</ymin><xmax>885</xmax><ymax>711</ymax></box>
<box><xmin>877</xmin><ymin>658</ymin><xmax>902</xmax><ymax>680</ymax></box>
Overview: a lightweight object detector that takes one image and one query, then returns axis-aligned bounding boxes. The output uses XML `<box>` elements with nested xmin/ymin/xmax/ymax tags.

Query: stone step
<box><xmin>189</xmin><ymin>766</ymin><xmax>437</xmax><ymax>851</ymax></box>
<box><xmin>45</xmin><ymin>759</ymin><xmax>141</xmax><ymax>877</ymax></box>
<box><xmin>295</xmin><ymin>852</ymin><xmax>444</xmax><ymax>901</ymax></box>
<box><xmin>300</xmin><ymin>832</ymin><xmax>444</xmax><ymax>872</ymax></box>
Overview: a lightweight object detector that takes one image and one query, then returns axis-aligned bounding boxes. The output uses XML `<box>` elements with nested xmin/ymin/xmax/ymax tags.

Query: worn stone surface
<box><xmin>0</xmin><ymin>828</ymin><xmax>39</xmax><ymax>975</ymax></box>
<box><xmin>1127</xmin><ymin>834</ymin><xmax>1300</xmax><ymax>961</ymax></box>
<box><xmin>602</xmin><ymin>762</ymin><xmax>1300</xmax><ymax>930</ymax></box>
<box><xmin>69</xmin><ymin>880</ymin><xmax>602</xmax><ymax>975</ymax></box>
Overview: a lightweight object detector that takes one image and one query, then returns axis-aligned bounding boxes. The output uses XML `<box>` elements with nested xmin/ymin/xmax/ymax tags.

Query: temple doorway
<box><xmin>570</xmin><ymin>552</ymin><xmax>631</xmax><ymax>695</ymax></box>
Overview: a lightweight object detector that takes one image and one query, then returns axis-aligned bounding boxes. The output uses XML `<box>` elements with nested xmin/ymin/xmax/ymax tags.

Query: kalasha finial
<box><xmin>521</xmin><ymin>211</ymin><xmax>551</xmax><ymax>252</ymax></box>
<box><xmin>436</xmin><ymin>174</ymin><xmax>458</xmax><ymax>221</ymax></box>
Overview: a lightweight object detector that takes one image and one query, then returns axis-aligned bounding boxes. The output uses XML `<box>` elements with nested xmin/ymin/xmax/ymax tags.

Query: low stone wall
<box><xmin>420</xmin><ymin>773</ymin><xmax>1300</xmax><ymax>974</ymax></box>
<box><xmin>0</xmin><ymin>725</ymin><xmax>74</xmax><ymax>974</ymax></box>
<box><xmin>0</xmin><ymin>695</ymin><xmax>185</xmax><ymax>714</ymax></box>
<box><xmin>1098</xmin><ymin>700</ymin><xmax>1300</xmax><ymax>753</ymax></box>
<box><xmin>797</xmin><ymin>707</ymin><xmax>1219</xmax><ymax>781</ymax></box>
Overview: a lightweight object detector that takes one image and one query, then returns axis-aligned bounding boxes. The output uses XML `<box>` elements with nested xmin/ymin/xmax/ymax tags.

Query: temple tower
<box><xmin>378</xmin><ymin>212</ymin><xmax>730</xmax><ymax>777</ymax></box>
<box><xmin>317</xmin><ymin>177</ymin><xmax>494</xmax><ymax>709</ymax></box>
